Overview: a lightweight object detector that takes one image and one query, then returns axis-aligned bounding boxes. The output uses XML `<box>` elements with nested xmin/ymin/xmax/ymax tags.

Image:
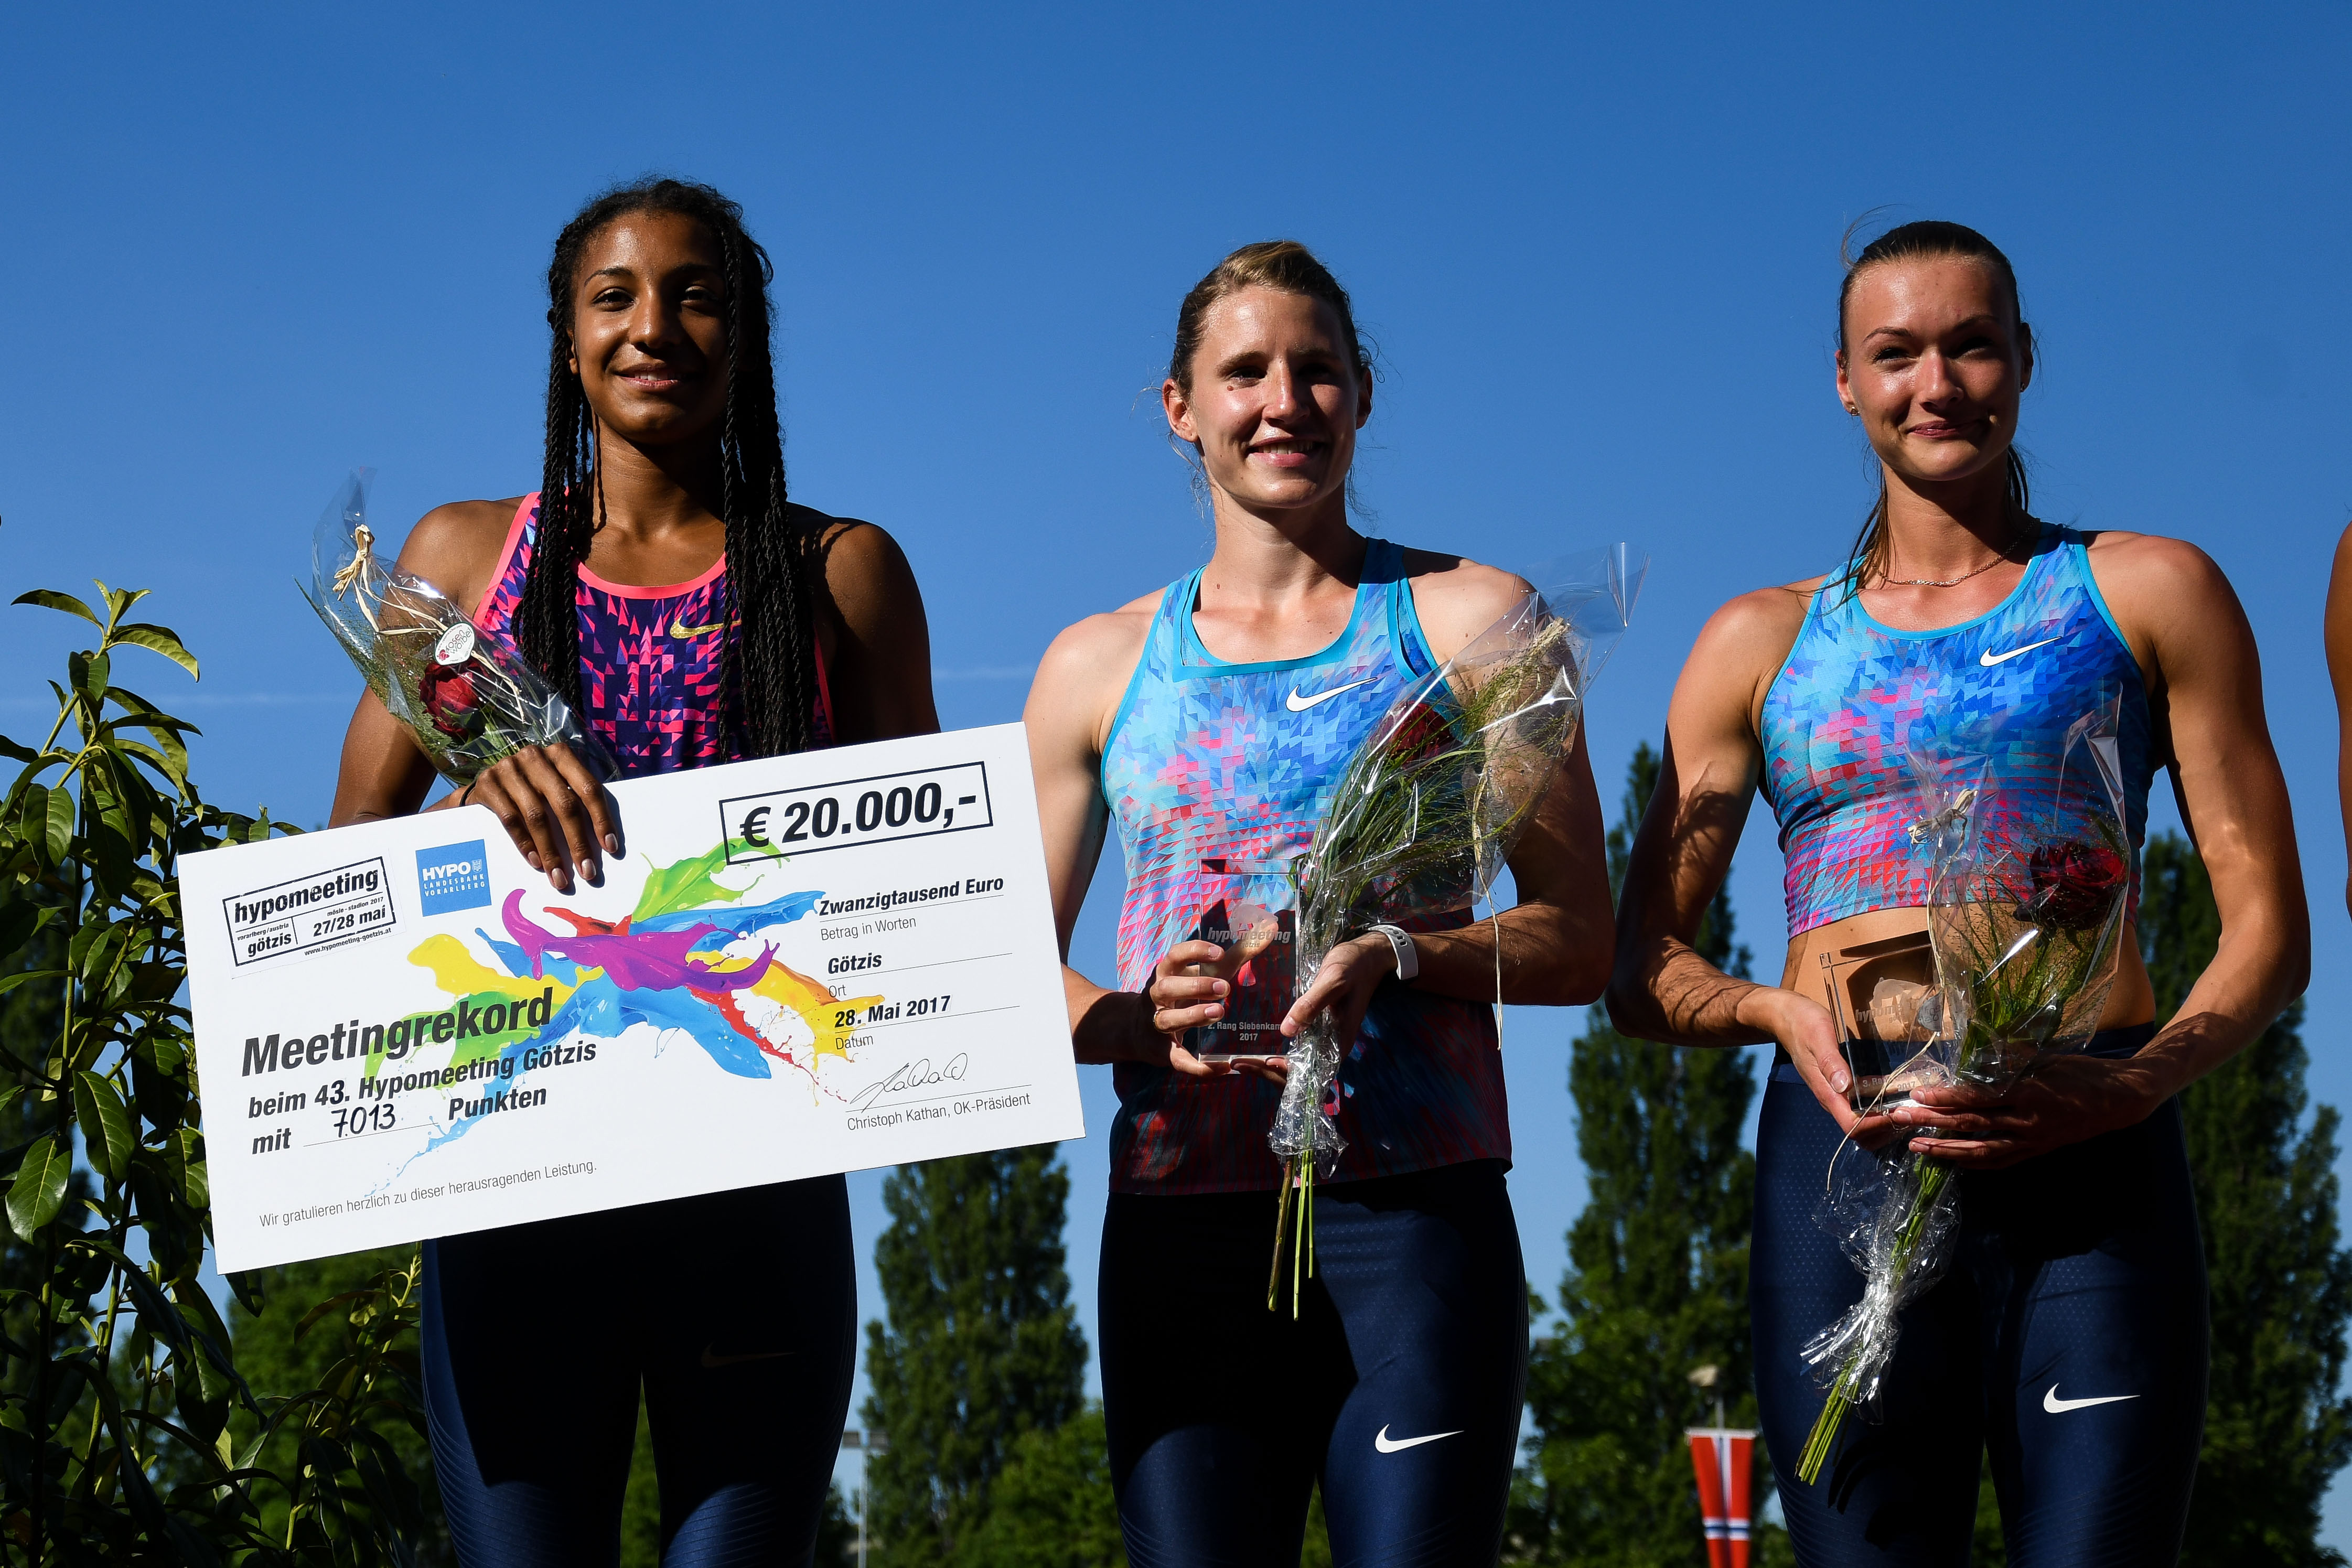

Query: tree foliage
<box><xmin>2138</xmin><ymin>832</ymin><xmax>2352</xmax><ymax>1568</ymax></box>
<box><xmin>228</xmin><ymin>1247</ymin><xmax>448</xmax><ymax>1564</ymax></box>
<box><xmin>1515</xmin><ymin>743</ymin><xmax>1781</xmax><ymax>1565</ymax></box>
<box><xmin>860</xmin><ymin>1147</ymin><xmax>1088</xmax><ymax>1565</ymax></box>
<box><xmin>2</xmin><ymin>900</ymin><xmax>92</xmax><ymax>1403</ymax></box>
<box><xmin>956</xmin><ymin>1404</ymin><xmax>1124</xmax><ymax>1568</ymax></box>
<box><xmin>0</xmin><ymin>584</ymin><xmax>430</xmax><ymax>1563</ymax></box>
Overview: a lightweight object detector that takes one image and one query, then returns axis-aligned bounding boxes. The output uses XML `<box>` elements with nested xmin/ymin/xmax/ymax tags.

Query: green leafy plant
<box><xmin>0</xmin><ymin>583</ymin><xmax>429</xmax><ymax>1564</ymax></box>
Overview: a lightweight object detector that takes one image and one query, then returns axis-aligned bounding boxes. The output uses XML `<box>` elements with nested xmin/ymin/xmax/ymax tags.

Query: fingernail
<box><xmin>583</xmin><ymin>860</ymin><xmax>599</xmax><ymax>882</ymax></box>
<box><xmin>604</xmin><ymin>834</ymin><xmax>620</xmax><ymax>855</ymax></box>
<box><xmin>1832</xmin><ymin>1070</ymin><xmax>1851</xmax><ymax>1092</ymax></box>
<box><xmin>525</xmin><ymin>852</ymin><xmax>543</xmax><ymax>871</ymax></box>
<box><xmin>1213</xmin><ymin>981</ymin><xmax>1229</xmax><ymax>996</ymax></box>
<box><xmin>1206</xmin><ymin>1005</ymin><xmax>1223</xmax><ymax>1019</ymax></box>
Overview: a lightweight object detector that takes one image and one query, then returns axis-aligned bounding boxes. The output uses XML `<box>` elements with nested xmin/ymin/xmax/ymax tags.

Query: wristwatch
<box><xmin>1366</xmin><ymin>923</ymin><xmax>1419</xmax><ymax>982</ymax></box>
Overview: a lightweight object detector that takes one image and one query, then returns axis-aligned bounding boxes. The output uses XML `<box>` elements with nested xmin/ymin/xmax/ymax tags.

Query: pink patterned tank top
<box><xmin>475</xmin><ymin>495</ymin><xmax>834</xmax><ymax>777</ymax></box>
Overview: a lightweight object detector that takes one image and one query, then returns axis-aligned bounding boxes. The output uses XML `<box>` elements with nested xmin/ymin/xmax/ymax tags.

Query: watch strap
<box><xmin>1368</xmin><ymin>923</ymin><xmax>1419</xmax><ymax>983</ymax></box>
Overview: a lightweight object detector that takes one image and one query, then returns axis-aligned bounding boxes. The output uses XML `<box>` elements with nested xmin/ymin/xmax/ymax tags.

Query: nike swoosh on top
<box><xmin>671</xmin><ymin>617</ymin><xmax>730</xmax><ymax>639</ymax></box>
<box><xmin>1373</xmin><ymin>1425</ymin><xmax>1463</xmax><ymax>1453</ymax></box>
<box><xmin>1980</xmin><ymin>636</ymin><xmax>2061</xmax><ymax>668</ymax></box>
<box><xmin>1287</xmin><ymin>678</ymin><xmax>1372</xmax><ymax>713</ymax></box>
<box><xmin>2044</xmin><ymin>1384</ymin><xmax>2138</xmax><ymax>1414</ymax></box>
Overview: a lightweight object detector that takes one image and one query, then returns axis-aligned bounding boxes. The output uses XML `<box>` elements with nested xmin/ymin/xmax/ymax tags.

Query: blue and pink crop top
<box><xmin>474</xmin><ymin>495</ymin><xmax>833</xmax><ymax>778</ymax></box>
<box><xmin>1759</xmin><ymin>524</ymin><xmax>2155</xmax><ymax>936</ymax></box>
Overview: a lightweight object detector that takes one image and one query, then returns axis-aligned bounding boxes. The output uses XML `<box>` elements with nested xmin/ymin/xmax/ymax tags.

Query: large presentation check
<box><xmin>181</xmin><ymin>724</ymin><xmax>1083</xmax><ymax>1271</ymax></box>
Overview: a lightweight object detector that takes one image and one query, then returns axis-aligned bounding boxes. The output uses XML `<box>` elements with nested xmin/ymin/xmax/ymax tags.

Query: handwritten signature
<box><xmin>847</xmin><ymin>1054</ymin><xmax>970</xmax><ymax>1112</ymax></box>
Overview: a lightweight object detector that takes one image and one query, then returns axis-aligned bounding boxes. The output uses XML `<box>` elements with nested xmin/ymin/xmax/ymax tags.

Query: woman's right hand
<box><xmin>454</xmin><ymin>744</ymin><xmax>620</xmax><ymax>895</ymax></box>
<box><xmin>1128</xmin><ymin>939</ymin><xmax>1289</xmax><ymax>1084</ymax></box>
<box><xmin>1746</xmin><ymin>985</ymin><xmax>1898</xmax><ymax>1148</ymax></box>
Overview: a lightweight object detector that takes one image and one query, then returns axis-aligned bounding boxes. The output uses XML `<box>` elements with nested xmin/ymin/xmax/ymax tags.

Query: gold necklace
<box><xmin>1879</xmin><ymin>518</ymin><xmax>2030</xmax><ymax>589</ymax></box>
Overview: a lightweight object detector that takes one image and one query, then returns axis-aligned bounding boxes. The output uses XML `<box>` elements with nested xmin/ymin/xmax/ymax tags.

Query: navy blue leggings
<box><xmin>421</xmin><ymin>1176</ymin><xmax>856</xmax><ymax>1567</ymax></box>
<box><xmin>1754</xmin><ymin>1025</ymin><xmax>2208</xmax><ymax>1566</ymax></box>
<box><xmin>1099</xmin><ymin>1160</ymin><xmax>1528</xmax><ymax>1568</ymax></box>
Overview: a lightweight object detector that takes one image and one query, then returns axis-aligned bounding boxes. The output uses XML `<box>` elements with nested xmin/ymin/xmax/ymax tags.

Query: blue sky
<box><xmin>4</xmin><ymin>0</ymin><xmax>2348</xmax><ymax>1540</ymax></box>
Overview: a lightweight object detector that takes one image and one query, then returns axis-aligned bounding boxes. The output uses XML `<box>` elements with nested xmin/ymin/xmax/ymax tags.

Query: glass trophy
<box><xmin>1186</xmin><ymin>858</ymin><xmax>1295</xmax><ymax>1064</ymax></box>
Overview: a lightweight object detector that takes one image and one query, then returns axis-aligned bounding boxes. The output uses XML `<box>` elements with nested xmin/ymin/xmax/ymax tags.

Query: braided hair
<box><xmin>520</xmin><ymin>177</ymin><xmax>820</xmax><ymax>756</ymax></box>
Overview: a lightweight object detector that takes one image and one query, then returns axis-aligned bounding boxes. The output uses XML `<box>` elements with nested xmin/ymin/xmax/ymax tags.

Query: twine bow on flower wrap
<box><xmin>299</xmin><ymin>470</ymin><xmax>617</xmax><ymax>788</ymax></box>
<box><xmin>1266</xmin><ymin>544</ymin><xmax>1647</xmax><ymax>1315</ymax></box>
<box><xmin>1795</xmin><ymin>698</ymin><xmax>2134</xmax><ymax>1483</ymax></box>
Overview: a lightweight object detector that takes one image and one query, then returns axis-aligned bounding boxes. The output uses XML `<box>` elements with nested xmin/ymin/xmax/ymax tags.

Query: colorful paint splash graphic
<box><xmin>383</xmin><ymin>843</ymin><xmax>882</xmax><ymax>1152</ymax></box>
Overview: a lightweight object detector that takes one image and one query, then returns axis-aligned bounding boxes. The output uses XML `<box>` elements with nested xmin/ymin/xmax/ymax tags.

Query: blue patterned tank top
<box><xmin>1759</xmin><ymin>524</ymin><xmax>2155</xmax><ymax>937</ymax></box>
<box><xmin>1099</xmin><ymin>540</ymin><xmax>1509</xmax><ymax>1195</ymax></box>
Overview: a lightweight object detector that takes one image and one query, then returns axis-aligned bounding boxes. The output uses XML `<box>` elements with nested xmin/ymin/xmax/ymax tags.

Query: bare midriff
<box><xmin>1778</xmin><ymin>905</ymin><xmax>2157</xmax><ymax>1036</ymax></box>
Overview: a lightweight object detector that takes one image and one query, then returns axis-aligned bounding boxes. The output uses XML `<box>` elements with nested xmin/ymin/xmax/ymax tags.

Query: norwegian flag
<box><xmin>1686</xmin><ymin>1427</ymin><xmax>1756</xmax><ymax>1568</ymax></box>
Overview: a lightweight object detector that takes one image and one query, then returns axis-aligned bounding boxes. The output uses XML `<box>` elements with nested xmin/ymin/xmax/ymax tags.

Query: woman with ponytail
<box><xmin>1026</xmin><ymin>239</ymin><xmax>1612</xmax><ymax>1565</ymax></box>
<box><xmin>330</xmin><ymin>178</ymin><xmax>936</xmax><ymax>1565</ymax></box>
<box><xmin>1608</xmin><ymin>219</ymin><xmax>2306</xmax><ymax>1563</ymax></box>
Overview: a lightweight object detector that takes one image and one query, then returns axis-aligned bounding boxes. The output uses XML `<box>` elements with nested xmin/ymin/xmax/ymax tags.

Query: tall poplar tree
<box><xmin>1516</xmin><ymin>744</ymin><xmax>1779</xmax><ymax>1566</ymax></box>
<box><xmin>2138</xmin><ymin>832</ymin><xmax>2352</xmax><ymax>1567</ymax></box>
<box><xmin>861</xmin><ymin>1147</ymin><xmax>1088</xmax><ymax>1565</ymax></box>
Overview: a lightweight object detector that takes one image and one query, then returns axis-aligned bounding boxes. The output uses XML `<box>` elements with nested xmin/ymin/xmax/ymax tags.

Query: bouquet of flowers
<box><xmin>1268</xmin><ymin>544</ymin><xmax>1646</xmax><ymax>1314</ymax></box>
<box><xmin>1795</xmin><ymin>701</ymin><xmax>2132</xmax><ymax>1483</ymax></box>
<box><xmin>300</xmin><ymin>471</ymin><xmax>616</xmax><ymax>788</ymax></box>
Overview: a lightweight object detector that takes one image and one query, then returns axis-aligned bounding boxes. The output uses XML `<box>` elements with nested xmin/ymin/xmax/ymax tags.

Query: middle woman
<box><xmin>1025</xmin><ymin>240</ymin><xmax>1613</xmax><ymax>1567</ymax></box>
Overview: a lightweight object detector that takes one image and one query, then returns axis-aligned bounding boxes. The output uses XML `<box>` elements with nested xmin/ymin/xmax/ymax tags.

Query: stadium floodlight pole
<box><xmin>1685</xmin><ymin>1365</ymin><xmax>1754</xmax><ymax>1568</ymax></box>
<box><xmin>1690</xmin><ymin>1362</ymin><xmax>1727</xmax><ymax>1432</ymax></box>
<box><xmin>838</xmin><ymin>1429</ymin><xmax>889</xmax><ymax>1568</ymax></box>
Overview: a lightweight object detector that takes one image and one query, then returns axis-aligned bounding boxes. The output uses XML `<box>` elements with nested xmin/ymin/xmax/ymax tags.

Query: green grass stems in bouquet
<box><xmin>1268</xmin><ymin>544</ymin><xmax>1646</xmax><ymax>1314</ymax></box>
<box><xmin>300</xmin><ymin>471</ymin><xmax>616</xmax><ymax>788</ymax></box>
<box><xmin>1796</xmin><ymin>700</ymin><xmax>2133</xmax><ymax>1483</ymax></box>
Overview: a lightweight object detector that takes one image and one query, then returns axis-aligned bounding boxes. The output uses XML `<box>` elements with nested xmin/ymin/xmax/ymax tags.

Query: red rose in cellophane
<box><xmin>2021</xmin><ymin>840</ymin><xmax>2127</xmax><ymax>931</ymax></box>
<box><xmin>1379</xmin><ymin>699</ymin><xmax>1456</xmax><ymax>767</ymax></box>
<box><xmin>418</xmin><ymin>662</ymin><xmax>486</xmax><ymax>740</ymax></box>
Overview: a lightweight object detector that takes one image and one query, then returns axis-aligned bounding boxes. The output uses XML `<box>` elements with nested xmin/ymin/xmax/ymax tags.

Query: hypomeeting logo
<box><xmin>223</xmin><ymin>857</ymin><xmax>394</xmax><ymax>966</ymax></box>
<box><xmin>416</xmin><ymin>841</ymin><xmax>491</xmax><ymax>917</ymax></box>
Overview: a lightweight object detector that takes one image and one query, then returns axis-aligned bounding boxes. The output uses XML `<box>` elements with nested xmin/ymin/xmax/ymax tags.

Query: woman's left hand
<box><xmin>1281</xmin><ymin>935</ymin><xmax>1398</xmax><ymax>1056</ymax></box>
<box><xmin>1893</xmin><ymin>1053</ymin><xmax>2176</xmax><ymax>1169</ymax></box>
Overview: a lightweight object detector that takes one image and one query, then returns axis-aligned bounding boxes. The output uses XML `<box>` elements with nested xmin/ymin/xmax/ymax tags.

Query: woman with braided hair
<box><xmin>330</xmin><ymin>177</ymin><xmax>936</xmax><ymax>1565</ymax></box>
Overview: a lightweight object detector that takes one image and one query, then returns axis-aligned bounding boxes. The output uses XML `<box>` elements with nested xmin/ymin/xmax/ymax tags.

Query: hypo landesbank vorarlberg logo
<box><xmin>416</xmin><ymin>840</ymin><xmax>491</xmax><ymax>917</ymax></box>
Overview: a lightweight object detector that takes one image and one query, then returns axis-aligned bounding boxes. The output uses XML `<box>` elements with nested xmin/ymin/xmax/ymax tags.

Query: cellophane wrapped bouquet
<box><xmin>1268</xmin><ymin>544</ymin><xmax>1646</xmax><ymax>1313</ymax></box>
<box><xmin>301</xmin><ymin>472</ymin><xmax>616</xmax><ymax>788</ymax></box>
<box><xmin>1796</xmin><ymin>701</ymin><xmax>2132</xmax><ymax>1481</ymax></box>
